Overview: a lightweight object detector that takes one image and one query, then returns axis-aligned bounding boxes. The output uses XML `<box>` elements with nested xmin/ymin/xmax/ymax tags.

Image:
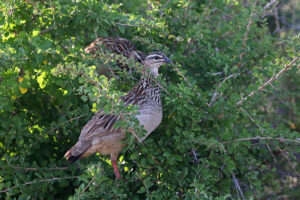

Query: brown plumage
<box><xmin>84</xmin><ymin>37</ymin><xmax>146</xmax><ymax>72</ymax></box>
<box><xmin>65</xmin><ymin>52</ymin><xmax>171</xmax><ymax>179</ymax></box>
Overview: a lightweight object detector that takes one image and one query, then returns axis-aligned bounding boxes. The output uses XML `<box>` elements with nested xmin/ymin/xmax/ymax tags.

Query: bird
<box><xmin>84</xmin><ymin>37</ymin><xmax>146</xmax><ymax>74</ymax></box>
<box><xmin>64</xmin><ymin>52</ymin><xmax>171</xmax><ymax>179</ymax></box>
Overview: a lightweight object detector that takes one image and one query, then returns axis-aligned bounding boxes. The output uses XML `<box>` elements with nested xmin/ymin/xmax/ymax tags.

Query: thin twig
<box><xmin>276</xmin><ymin>146</ymin><xmax>300</xmax><ymax>177</ymax></box>
<box><xmin>173</xmin><ymin>65</ymin><xmax>196</xmax><ymax>92</ymax></box>
<box><xmin>119</xmin><ymin>113</ymin><xmax>143</xmax><ymax>144</ymax></box>
<box><xmin>1</xmin><ymin>166</ymin><xmax>78</xmax><ymax>171</ymax></box>
<box><xmin>136</xmin><ymin>172</ymin><xmax>153</xmax><ymax>200</ymax></box>
<box><xmin>128</xmin><ymin>128</ymin><xmax>143</xmax><ymax>144</ymax></box>
<box><xmin>236</xmin><ymin>57</ymin><xmax>299</xmax><ymax>106</ymax></box>
<box><xmin>239</xmin><ymin>107</ymin><xmax>264</xmax><ymax>132</ymax></box>
<box><xmin>0</xmin><ymin>176</ymin><xmax>78</xmax><ymax>193</ymax></box>
<box><xmin>239</xmin><ymin>108</ymin><xmax>277</xmax><ymax>161</ymax></box>
<box><xmin>39</xmin><ymin>26</ymin><xmax>56</xmax><ymax>35</ymax></box>
<box><xmin>147</xmin><ymin>74</ymin><xmax>197</xmax><ymax>106</ymax></box>
<box><xmin>240</xmin><ymin>0</ymin><xmax>258</xmax><ymax>62</ymax></box>
<box><xmin>45</xmin><ymin>114</ymin><xmax>88</xmax><ymax>135</ymax></box>
<box><xmin>208</xmin><ymin>73</ymin><xmax>240</xmax><ymax>107</ymax></box>
<box><xmin>114</xmin><ymin>22</ymin><xmax>142</xmax><ymax>27</ymax></box>
<box><xmin>78</xmin><ymin>176</ymin><xmax>96</xmax><ymax>198</ymax></box>
<box><xmin>222</xmin><ymin>136</ymin><xmax>300</xmax><ymax>144</ymax></box>
<box><xmin>207</xmin><ymin>71</ymin><xmax>224</xmax><ymax>76</ymax></box>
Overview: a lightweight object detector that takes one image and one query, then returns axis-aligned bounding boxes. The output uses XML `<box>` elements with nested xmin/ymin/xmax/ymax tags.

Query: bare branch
<box><xmin>263</xmin><ymin>0</ymin><xmax>277</xmax><ymax>11</ymax></box>
<box><xmin>242</xmin><ymin>0</ymin><xmax>258</xmax><ymax>50</ymax></box>
<box><xmin>40</xmin><ymin>26</ymin><xmax>56</xmax><ymax>35</ymax></box>
<box><xmin>222</xmin><ymin>136</ymin><xmax>300</xmax><ymax>145</ymax></box>
<box><xmin>232</xmin><ymin>174</ymin><xmax>245</xmax><ymax>200</ymax></box>
<box><xmin>273</xmin><ymin>4</ymin><xmax>281</xmax><ymax>36</ymax></box>
<box><xmin>236</xmin><ymin>57</ymin><xmax>299</xmax><ymax>106</ymax></box>
<box><xmin>0</xmin><ymin>176</ymin><xmax>78</xmax><ymax>193</ymax></box>
<box><xmin>239</xmin><ymin>107</ymin><xmax>264</xmax><ymax>132</ymax></box>
<box><xmin>45</xmin><ymin>114</ymin><xmax>88</xmax><ymax>135</ymax></box>
<box><xmin>277</xmin><ymin>146</ymin><xmax>300</xmax><ymax>177</ymax></box>
<box><xmin>1</xmin><ymin>166</ymin><xmax>78</xmax><ymax>171</ymax></box>
<box><xmin>136</xmin><ymin>172</ymin><xmax>153</xmax><ymax>200</ymax></box>
<box><xmin>207</xmin><ymin>71</ymin><xmax>224</xmax><ymax>76</ymax></box>
<box><xmin>208</xmin><ymin>73</ymin><xmax>240</xmax><ymax>107</ymax></box>
<box><xmin>78</xmin><ymin>176</ymin><xmax>96</xmax><ymax>198</ymax></box>
<box><xmin>114</xmin><ymin>22</ymin><xmax>142</xmax><ymax>27</ymax></box>
<box><xmin>173</xmin><ymin>65</ymin><xmax>193</xmax><ymax>88</ymax></box>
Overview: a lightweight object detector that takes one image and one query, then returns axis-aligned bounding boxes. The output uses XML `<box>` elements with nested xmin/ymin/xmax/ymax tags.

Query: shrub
<box><xmin>0</xmin><ymin>0</ymin><xmax>299</xmax><ymax>199</ymax></box>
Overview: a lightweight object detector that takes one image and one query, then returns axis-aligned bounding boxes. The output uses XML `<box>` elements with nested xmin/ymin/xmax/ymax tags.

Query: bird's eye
<box><xmin>154</xmin><ymin>56</ymin><xmax>160</xmax><ymax>60</ymax></box>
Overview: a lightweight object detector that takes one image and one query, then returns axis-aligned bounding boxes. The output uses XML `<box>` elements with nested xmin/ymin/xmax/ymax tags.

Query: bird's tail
<box><xmin>64</xmin><ymin>142</ymin><xmax>89</xmax><ymax>163</ymax></box>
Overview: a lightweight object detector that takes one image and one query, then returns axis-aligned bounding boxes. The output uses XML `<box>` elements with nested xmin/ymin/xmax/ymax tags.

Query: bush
<box><xmin>0</xmin><ymin>0</ymin><xmax>299</xmax><ymax>199</ymax></box>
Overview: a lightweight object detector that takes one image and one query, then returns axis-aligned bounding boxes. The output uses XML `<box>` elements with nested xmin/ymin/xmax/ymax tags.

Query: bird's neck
<box><xmin>143</xmin><ymin>64</ymin><xmax>159</xmax><ymax>78</ymax></box>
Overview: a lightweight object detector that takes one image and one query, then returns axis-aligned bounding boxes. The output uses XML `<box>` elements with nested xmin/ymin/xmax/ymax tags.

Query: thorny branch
<box><xmin>242</xmin><ymin>0</ymin><xmax>258</xmax><ymax>50</ymax></box>
<box><xmin>236</xmin><ymin>57</ymin><xmax>299</xmax><ymax>106</ymax></box>
<box><xmin>1</xmin><ymin>166</ymin><xmax>79</xmax><ymax>171</ymax></box>
<box><xmin>136</xmin><ymin>172</ymin><xmax>154</xmax><ymax>200</ymax></box>
<box><xmin>78</xmin><ymin>176</ymin><xmax>96</xmax><ymax>198</ymax></box>
<box><xmin>208</xmin><ymin>73</ymin><xmax>240</xmax><ymax>107</ymax></box>
<box><xmin>239</xmin><ymin>107</ymin><xmax>277</xmax><ymax>161</ymax></box>
<box><xmin>114</xmin><ymin>22</ymin><xmax>143</xmax><ymax>27</ymax></box>
<box><xmin>173</xmin><ymin>64</ymin><xmax>201</xmax><ymax>98</ymax></box>
<box><xmin>45</xmin><ymin>114</ymin><xmax>88</xmax><ymax>135</ymax></box>
<box><xmin>277</xmin><ymin>146</ymin><xmax>300</xmax><ymax>177</ymax></box>
<box><xmin>239</xmin><ymin>107</ymin><xmax>264</xmax><ymax>133</ymax></box>
<box><xmin>0</xmin><ymin>176</ymin><xmax>78</xmax><ymax>193</ymax></box>
<box><xmin>222</xmin><ymin>136</ymin><xmax>300</xmax><ymax>145</ymax></box>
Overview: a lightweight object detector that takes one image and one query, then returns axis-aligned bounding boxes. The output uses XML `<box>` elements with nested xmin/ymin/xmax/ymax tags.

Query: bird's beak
<box><xmin>164</xmin><ymin>57</ymin><xmax>172</xmax><ymax>64</ymax></box>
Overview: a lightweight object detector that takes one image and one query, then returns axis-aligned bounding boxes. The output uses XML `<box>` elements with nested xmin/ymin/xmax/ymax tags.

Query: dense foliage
<box><xmin>0</xmin><ymin>0</ymin><xmax>299</xmax><ymax>199</ymax></box>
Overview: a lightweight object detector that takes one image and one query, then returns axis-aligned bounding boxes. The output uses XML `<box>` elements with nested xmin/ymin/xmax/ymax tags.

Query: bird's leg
<box><xmin>111</xmin><ymin>158</ymin><xmax>121</xmax><ymax>180</ymax></box>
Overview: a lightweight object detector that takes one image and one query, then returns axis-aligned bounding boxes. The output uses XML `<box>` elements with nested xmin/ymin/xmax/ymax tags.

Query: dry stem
<box><xmin>0</xmin><ymin>176</ymin><xmax>78</xmax><ymax>193</ymax></box>
<box><xmin>236</xmin><ymin>57</ymin><xmax>299</xmax><ymax>106</ymax></box>
<box><xmin>222</xmin><ymin>136</ymin><xmax>300</xmax><ymax>145</ymax></box>
<box><xmin>208</xmin><ymin>73</ymin><xmax>240</xmax><ymax>107</ymax></box>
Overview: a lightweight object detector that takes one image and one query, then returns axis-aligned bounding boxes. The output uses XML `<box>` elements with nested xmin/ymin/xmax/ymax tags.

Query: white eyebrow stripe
<box><xmin>146</xmin><ymin>54</ymin><xmax>163</xmax><ymax>59</ymax></box>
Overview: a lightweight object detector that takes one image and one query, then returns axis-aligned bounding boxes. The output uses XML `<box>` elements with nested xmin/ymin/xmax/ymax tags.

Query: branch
<box><xmin>232</xmin><ymin>174</ymin><xmax>245</xmax><ymax>200</ymax></box>
<box><xmin>1</xmin><ymin>166</ymin><xmax>78</xmax><ymax>171</ymax></box>
<box><xmin>236</xmin><ymin>57</ymin><xmax>299</xmax><ymax>106</ymax></box>
<box><xmin>114</xmin><ymin>22</ymin><xmax>142</xmax><ymax>27</ymax></box>
<box><xmin>276</xmin><ymin>146</ymin><xmax>300</xmax><ymax>177</ymax></box>
<box><xmin>39</xmin><ymin>26</ymin><xmax>56</xmax><ymax>35</ymax></box>
<box><xmin>273</xmin><ymin>4</ymin><xmax>281</xmax><ymax>36</ymax></box>
<box><xmin>171</xmin><ymin>63</ymin><xmax>200</xmax><ymax>98</ymax></box>
<box><xmin>45</xmin><ymin>114</ymin><xmax>88</xmax><ymax>135</ymax></box>
<box><xmin>136</xmin><ymin>172</ymin><xmax>153</xmax><ymax>200</ymax></box>
<box><xmin>0</xmin><ymin>176</ymin><xmax>78</xmax><ymax>193</ymax></box>
<box><xmin>242</xmin><ymin>0</ymin><xmax>258</xmax><ymax>49</ymax></box>
<box><xmin>263</xmin><ymin>0</ymin><xmax>277</xmax><ymax>11</ymax></box>
<box><xmin>239</xmin><ymin>107</ymin><xmax>264</xmax><ymax>133</ymax></box>
<box><xmin>208</xmin><ymin>73</ymin><xmax>240</xmax><ymax>107</ymax></box>
<box><xmin>78</xmin><ymin>176</ymin><xmax>96</xmax><ymax>198</ymax></box>
<box><xmin>222</xmin><ymin>136</ymin><xmax>300</xmax><ymax>145</ymax></box>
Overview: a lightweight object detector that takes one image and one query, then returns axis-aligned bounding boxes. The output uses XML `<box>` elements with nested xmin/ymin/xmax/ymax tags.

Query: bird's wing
<box><xmin>79</xmin><ymin>79</ymin><xmax>149</xmax><ymax>141</ymax></box>
<box><xmin>79</xmin><ymin>110</ymin><xmax>121</xmax><ymax>141</ymax></box>
<box><xmin>120</xmin><ymin>78</ymin><xmax>149</xmax><ymax>106</ymax></box>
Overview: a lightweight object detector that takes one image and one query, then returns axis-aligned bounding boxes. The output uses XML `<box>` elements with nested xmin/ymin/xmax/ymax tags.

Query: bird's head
<box><xmin>143</xmin><ymin>52</ymin><xmax>172</xmax><ymax>77</ymax></box>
